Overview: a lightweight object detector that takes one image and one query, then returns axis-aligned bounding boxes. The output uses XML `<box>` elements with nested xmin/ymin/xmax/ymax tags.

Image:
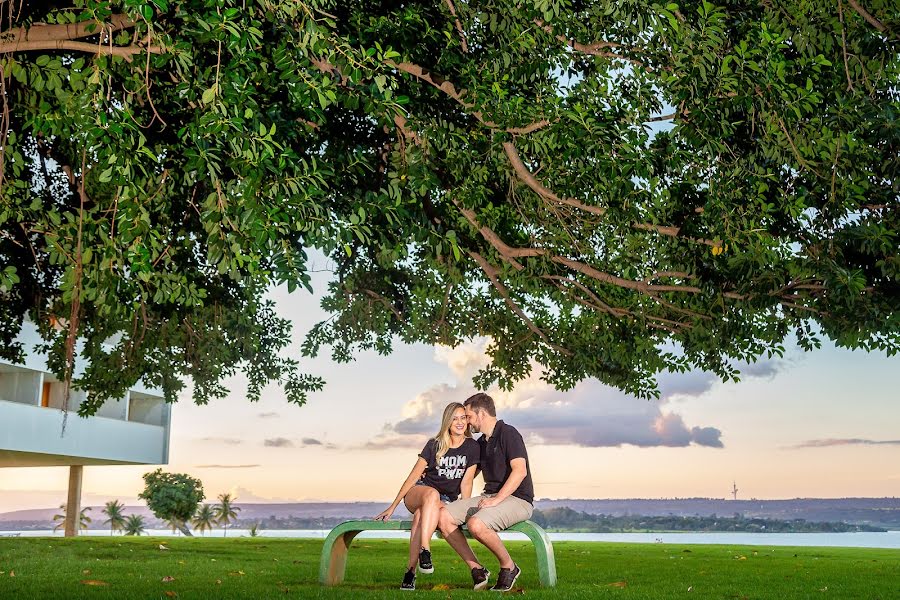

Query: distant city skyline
<box><xmin>1</xmin><ymin>265</ymin><xmax>897</xmax><ymax>513</ymax></box>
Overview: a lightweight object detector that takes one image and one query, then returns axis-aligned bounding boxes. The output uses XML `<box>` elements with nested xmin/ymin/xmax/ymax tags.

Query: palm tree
<box><xmin>123</xmin><ymin>514</ymin><xmax>147</xmax><ymax>536</ymax></box>
<box><xmin>191</xmin><ymin>504</ymin><xmax>217</xmax><ymax>536</ymax></box>
<box><xmin>52</xmin><ymin>504</ymin><xmax>92</xmax><ymax>532</ymax></box>
<box><xmin>215</xmin><ymin>493</ymin><xmax>240</xmax><ymax>537</ymax></box>
<box><xmin>101</xmin><ymin>500</ymin><xmax>126</xmax><ymax>536</ymax></box>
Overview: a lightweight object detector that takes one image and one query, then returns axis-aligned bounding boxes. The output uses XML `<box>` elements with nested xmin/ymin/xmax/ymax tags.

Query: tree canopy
<box><xmin>1</xmin><ymin>0</ymin><xmax>897</xmax><ymax>411</ymax></box>
<box><xmin>138</xmin><ymin>469</ymin><xmax>204</xmax><ymax>536</ymax></box>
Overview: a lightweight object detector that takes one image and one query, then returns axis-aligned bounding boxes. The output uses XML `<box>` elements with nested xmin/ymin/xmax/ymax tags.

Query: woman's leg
<box><xmin>417</xmin><ymin>494</ymin><xmax>444</xmax><ymax>553</ymax></box>
<box><xmin>407</xmin><ymin>510</ymin><xmax>421</xmax><ymax>571</ymax></box>
<box><xmin>404</xmin><ymin>486</ymin><xmax>440</xmax><ymax>564</ymax></box>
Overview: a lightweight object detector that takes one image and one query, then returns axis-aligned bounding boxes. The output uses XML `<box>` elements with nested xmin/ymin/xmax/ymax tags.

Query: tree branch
<box><xmin>533</xmin><ymin>18</ymin><xmax>648</xmax><ymax>67</ymax></box>
<box><xmin>0</xmin><ymin>15</ymin><xmax>135</xmax><ymax>44</ymax></box>
<box><xmin>846</xmin><ymin>0</ymin><xmax>889</xmax><ymax>33</ymax></box>
<box><xmin>443</xmin><ymin>0</ymin><xmax>469</xmax><ymax>53</ymax></box>
<box><xmin>468</xmin><ymin>250</ymin><xmax>572</xmax><ymax>356</ymax></box>
<box><xmin>0</xmin><ymin>39</ymin><xmax>161</xmax><ymax>61</ymax></box>
<box><xmin>385</xmin><ymin>59</ymin><xmax>549</xmax><ymax>134</ymax></box>
<box><xmin>502</xmin><ymin>141</ymin><xmax>607</xmax><ymax>215</ymax></box>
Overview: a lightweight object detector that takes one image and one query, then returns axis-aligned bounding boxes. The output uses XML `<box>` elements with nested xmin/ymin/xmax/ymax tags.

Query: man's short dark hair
<box><xmin>464</xmin><ymin>393</ymin><xmax>496</xmax><ymax>417</ymax></box>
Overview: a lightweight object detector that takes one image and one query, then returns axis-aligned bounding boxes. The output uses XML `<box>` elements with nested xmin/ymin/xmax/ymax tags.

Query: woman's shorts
<box><xmin>414</xmin><ymin>480</ymin><xmax>454</xmax><ymax>503</ymax></box>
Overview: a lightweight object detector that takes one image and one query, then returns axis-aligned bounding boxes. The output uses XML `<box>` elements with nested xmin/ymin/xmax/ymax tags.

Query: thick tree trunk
<box><xmin>177</xmin><ymin>523</ymin><xmax>193</xmax><ymax>537</ymax></box>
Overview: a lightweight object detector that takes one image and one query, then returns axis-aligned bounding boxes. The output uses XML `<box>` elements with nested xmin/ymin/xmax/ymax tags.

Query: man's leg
<box><xmin>466</xmin><ymin>516</ymin><xmax>514</xmax><ymax>569</ymax></box>
<box><xmin>437</xmin><ymin>505</ymin><xmax>481</xmax><ymax>569</ymax></box>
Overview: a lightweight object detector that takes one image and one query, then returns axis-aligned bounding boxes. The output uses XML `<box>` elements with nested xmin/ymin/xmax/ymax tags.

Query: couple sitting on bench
<box><xmin>375</xmin><ymin>392</ymin><xmax>534</xmax><ymax>592</ymax></box>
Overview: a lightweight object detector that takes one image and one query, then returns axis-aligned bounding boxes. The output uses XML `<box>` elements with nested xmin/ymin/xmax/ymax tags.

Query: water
<box><xmin>3</xmin><ymin>529</ymin><xmax>899</xmax><ymax>549</ymax></box>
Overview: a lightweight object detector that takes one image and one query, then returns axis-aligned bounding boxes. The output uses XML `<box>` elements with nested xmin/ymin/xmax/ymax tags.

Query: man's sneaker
<box><xmin>471</xmin><ymin>565</ymin><xmax>491</xmax><ymax>590</ymax></box>
<box><xmin>400</xmin><ymin>569</ymin><xmax>416</xmax><ymax>590</ymax></box>
<box><xmin>418</xmin><ymin>548</ymin><xmax>434</xmax><ymax>574</ymax></box>
<box><xmin>490</xmin><ymin>563</ymin><xmax>521</xmax><ymax>592</ymax></box>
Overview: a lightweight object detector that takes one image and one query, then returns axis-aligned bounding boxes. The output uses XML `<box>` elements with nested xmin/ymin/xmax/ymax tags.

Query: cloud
<box><xmin>258</xmin><ymin>412</ymin><xmax>279</xmax><ymax>418</ymax></box>
<box><xmin>197</xmin><ymin>437</ymin><xmax>243</xmax><ymax>445</ymax></box>
<box><xmin>301</xmin><ymin>437</ymin><xmax>323</xmax><ymax>445</ymax></box>
<box><xmin>362</xmin><ymin>339</ymin><xmax>789</xmax><ymax>450</ymax></box>
<box><xmin>793</xmin><ymin>438</ymin><xmax>900</xmax><ymax>449</ymax></box>
<box><xmin>195</xmin><ymin>464</ymin><xmax>261</xmax><ymax>469</ymax></box>
<box><xmin>263</xmin><ymin>437</ymin><xmax>294</xmax><ymax>448</ymax></box>
<box><xmin>362</xmin><ymin>433</ymin><xmax>429</xmax><ymax>451</ymax></box>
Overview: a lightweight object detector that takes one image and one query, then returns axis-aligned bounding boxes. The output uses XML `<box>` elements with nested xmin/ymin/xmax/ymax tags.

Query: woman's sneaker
<box><xmin>471</xmin><ymin>565</ymin><xmax>491</xmax><ymax>590</ymax></box>
<box><xmin>490</xmin><ymin>563</ymin><xmax>521</xmax><ymax>592</ymax></box>
<box><xmin>418</xmin><ymin>548</ymin><xmax>434</xmax><ymax>574</ymax></box>
<box><xmin>401</xmin><ymin>569</ymin><xmax>416</xmax><ymax>590</ymax></box>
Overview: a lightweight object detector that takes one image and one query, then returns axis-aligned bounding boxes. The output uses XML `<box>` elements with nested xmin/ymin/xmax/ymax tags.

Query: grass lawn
<box><xmin>0</xmin><ymin>536</ymin><xmax>897</xmax><ymax>599</ymax></box>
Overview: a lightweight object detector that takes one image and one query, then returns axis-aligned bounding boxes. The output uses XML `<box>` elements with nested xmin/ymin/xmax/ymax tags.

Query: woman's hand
<box><xmin>374</xmin><ymin>506</ymin><xmax>395</xmax><ymax>521</ymax></box>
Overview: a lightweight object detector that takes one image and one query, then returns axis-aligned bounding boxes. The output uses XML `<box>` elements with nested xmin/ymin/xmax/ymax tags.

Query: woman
<box><xmin>375</xmin><ymin>402</ymin><xmax>481</xmax><ymax>590</ymax></box>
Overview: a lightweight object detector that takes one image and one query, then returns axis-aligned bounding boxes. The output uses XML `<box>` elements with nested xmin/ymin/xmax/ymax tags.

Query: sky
<box><xmin>0</xmin><ymin>255</ymin><xmax>898</xmax><ymax>513</ymax></box>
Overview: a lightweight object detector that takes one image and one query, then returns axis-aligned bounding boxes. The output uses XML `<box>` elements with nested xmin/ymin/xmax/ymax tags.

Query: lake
<box><xmin>3</xmin><ymin>529</ymin><xmax>899</xmax><ymax>549</ymax></box>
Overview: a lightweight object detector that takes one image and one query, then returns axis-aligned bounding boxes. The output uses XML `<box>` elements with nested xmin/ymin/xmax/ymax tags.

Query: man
<box><xmin>437</xmin><ymin>392</ymin><xmax>534</xmax><ymax>592</ymax></box>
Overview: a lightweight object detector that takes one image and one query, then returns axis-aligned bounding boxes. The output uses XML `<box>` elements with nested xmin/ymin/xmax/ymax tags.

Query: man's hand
<box><xmin>478</xmin><ymin>496</ymin><xmax>502</xmax><ymax>509</ymax></box>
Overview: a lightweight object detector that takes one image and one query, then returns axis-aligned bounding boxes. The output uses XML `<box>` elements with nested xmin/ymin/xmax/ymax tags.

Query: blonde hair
<box><xmin>433</xmin><ymin>402</ymin><xmax>471</xmax><ymax>460</ymax></box>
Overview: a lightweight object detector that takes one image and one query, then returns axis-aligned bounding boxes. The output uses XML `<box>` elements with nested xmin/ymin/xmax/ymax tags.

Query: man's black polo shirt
<box><xmin>478</xmin><ymin>420</ymin><xmax>534</xmax><ymax>504</ymax></box>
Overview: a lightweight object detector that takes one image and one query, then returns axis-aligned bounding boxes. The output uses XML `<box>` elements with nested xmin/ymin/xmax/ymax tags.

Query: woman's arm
<box><xmin>374</xmin><ymin>457</ymin><xmax>428</xmax><ymax>520</ymax></box>
<box><xmin>460</xmin><ymin>464</ymin><xmax>479</xmax><ymax>499</ymax></box>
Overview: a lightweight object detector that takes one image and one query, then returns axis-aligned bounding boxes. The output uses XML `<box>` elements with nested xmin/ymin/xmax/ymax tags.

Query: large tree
<box><xmin>0</xmin><ymin>1</ymin><xmax>897</xmax><ymax>411</ymax></box>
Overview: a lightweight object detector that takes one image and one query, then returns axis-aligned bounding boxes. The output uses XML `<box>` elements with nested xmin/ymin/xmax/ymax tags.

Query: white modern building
<box><xmin>0</xmin><ymin>320</ymin><xmax>171</xmax><ymax>535</ymax></box>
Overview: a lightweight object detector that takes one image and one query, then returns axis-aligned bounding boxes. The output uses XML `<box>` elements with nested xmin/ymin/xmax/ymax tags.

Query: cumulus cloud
<box><xmin>365</xmin><ymin>338</ymin><xmax>787</xmax><ymax>450</ymax></box>
<box><xmin>263</xmin><ymin>437</ymin><xmax>294</xmax><ymax>448</ymax></box>
<box><xmin>793</xmin><ymin>438</ymin><xmax>900</xmax><ymax>448</ymax></box>
<box><xmin>301</xmin><ymin>437</ymin><xmax>323</xmax><ymax>446</ymax></box>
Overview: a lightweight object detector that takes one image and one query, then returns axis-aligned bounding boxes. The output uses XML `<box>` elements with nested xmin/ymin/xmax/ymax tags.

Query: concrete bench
<box><xmin>319</xmin><ymin>519</ymin><xmax>556</xmax><ymax>588</ymax></box>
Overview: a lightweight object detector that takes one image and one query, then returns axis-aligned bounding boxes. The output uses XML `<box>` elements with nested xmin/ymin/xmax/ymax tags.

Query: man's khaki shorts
<box><xmin>444</xmin><ymin>494</ymin><xmax>533</xmax><ymax>531</ymax></box>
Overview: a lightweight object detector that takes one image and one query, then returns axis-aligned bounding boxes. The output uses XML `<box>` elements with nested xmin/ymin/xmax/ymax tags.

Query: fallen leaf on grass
<box><xmin>688</xmin><ymin>586</ymin><xmax>693</xmax><ymax>592</ymax></box>
<box><xmin>159</xmin><ymin>544</ymin><xmax>169</xmax><ymax>550</ymax></box>
<box><xmin>82</xmin><ymin>569</ymin><xmax>91</xmax><ymax>575</ymax></box>
<box><xmin>734</xmin><ymin>555</ymin><xmax>747</xmax><ymax>560</ymax></box>
<box><xmin>215</xmin><ymin>579</ymin><xmax>222</xmax><ymax>585</ymax></box>
<box><xmin>161</xmin><ymin>576</ymin><xmax>175</xmax><ymax>582</ymax></box>
<box><xmin>228</xmin><ymin>571</ymin><xmax>245</xmax><ymax>576</ymax></box>
<box><xmin>432</xmin><ymin>584</ymin><xmax>451</xmax><ymax>591</ymax></box>
<box><xmin>9</xmin><ymin>571</ymin><xmax>14</xmax><ymax>577</ymax></box>
<box><xmin>819</xmin><ymin>587</ymin><xmax>828</xmax><ymax>592</ymax></box>
<box><xmin>607</xmin><ymin>581</ymin><xmax>627</xmax><ymax>588</ymax></box>
<box><xmin>80</xmin><ymin>580</ymin><xmax>109</xmax><ymax>586</ymax></box>
<box><xmin>178</xmin><ymin>561</ymin><xmax>186</xmax><ymax>565</ymax></box>
<box><xmin>164</xmin><ymin>592</ymin><xmax>178</xmax><ymax>598</ymax></box>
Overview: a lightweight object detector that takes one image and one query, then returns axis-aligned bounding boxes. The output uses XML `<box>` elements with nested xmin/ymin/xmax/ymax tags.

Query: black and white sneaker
<box><xmin>401</xmin><ymin>569</ymin><xmax>416</xmax><ymax>590</ymax></box>
<box><xmin>418</xmin><ymin>548</ymin><xmax>434</xmax><ymax>574</ymax></box>
<box><xmin>490</xmin><ymin>563</ymin><xmax>521</xmax><ymax>592</ymax></box>
<box><xmin>471</xmin><ymin>565</ymin><xmax>491</xmax><ymax>590</ymax></box>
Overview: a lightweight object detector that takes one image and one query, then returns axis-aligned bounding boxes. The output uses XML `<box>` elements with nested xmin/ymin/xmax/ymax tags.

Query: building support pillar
<box><xmin>64</xmin><ymin>465</ymin><xmax>83</xmax><ymax>538</ymax></box>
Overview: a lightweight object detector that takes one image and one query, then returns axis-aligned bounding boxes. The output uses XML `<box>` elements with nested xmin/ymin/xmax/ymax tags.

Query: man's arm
<box><xmin>460</xmin><ymin>464</ymin><xmax>479</xmax><ymax>498</ymax></box>
<box><xmin>477</xmin><ymin>458</ymin><xmax>526</xmax><ymax>508</ymax></box>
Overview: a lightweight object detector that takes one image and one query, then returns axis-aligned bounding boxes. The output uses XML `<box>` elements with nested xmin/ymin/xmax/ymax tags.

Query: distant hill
<box><xmin>2</xmin><ymin>498</ymin><xmax>898</xmax><ymax>531</ymax></box>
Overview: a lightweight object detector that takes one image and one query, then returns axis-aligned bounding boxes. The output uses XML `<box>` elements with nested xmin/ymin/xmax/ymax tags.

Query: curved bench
<box><xmin>319</xmin><ymin>519</ymin><xmax>556</xmax><ymax>587</ymax></box>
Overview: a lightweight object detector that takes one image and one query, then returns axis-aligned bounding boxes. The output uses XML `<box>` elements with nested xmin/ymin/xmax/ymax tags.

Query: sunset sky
<box><xmin>1</xmin><ymin>257</ymin><xmax>898</xmax><ymax>513</ymax></box>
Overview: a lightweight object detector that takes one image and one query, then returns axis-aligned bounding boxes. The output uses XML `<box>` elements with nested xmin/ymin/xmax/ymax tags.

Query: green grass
<box><xmin>0</xmin><ymin>537</ymin><xmax>897</xmax><ymax>599</ymax></box>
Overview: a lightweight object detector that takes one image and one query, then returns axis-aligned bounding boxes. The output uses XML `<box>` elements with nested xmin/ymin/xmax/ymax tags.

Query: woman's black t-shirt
<box><xmin>418</xmin><ymin>437</ymin><xmax>481</xmax><ymax>501</ymax></box>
